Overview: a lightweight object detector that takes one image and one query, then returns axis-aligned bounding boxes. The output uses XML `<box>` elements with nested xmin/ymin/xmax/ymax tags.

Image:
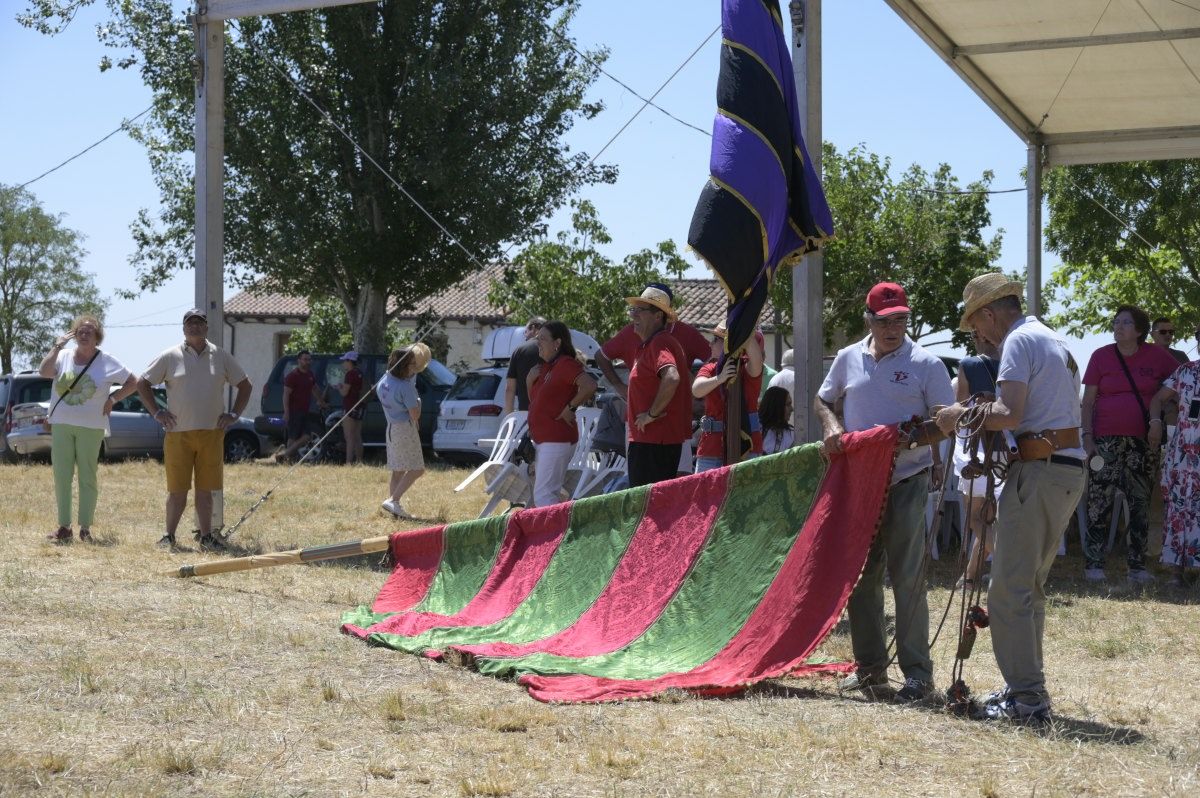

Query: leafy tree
<box><xmin>487</xmin><ymin>200</ymin><xmax>689</xmax><ymax>342</ymax></box>
<box><xmin>285</xmin><ymin>298</ymin><xmax>450</xmax><ymax>362</ymax></box>
<box><xmin>20</xmin><ymin>0</ymin><xmax>614</xmax><ymax>352</ymax></box>
<box><xmin>770</xmin><ymin>143</ymin><xmax>1004</xmax><ymax>348</ymax></box>
<box><xmin>1043</xmin><ymin>160</ymin><xmax>1200</xmax><ymax>337</ymax></box>
<box><xmin>0</xmin><ymin>185</ymin><xmax>104</xmax><ymax>374</ymax></box>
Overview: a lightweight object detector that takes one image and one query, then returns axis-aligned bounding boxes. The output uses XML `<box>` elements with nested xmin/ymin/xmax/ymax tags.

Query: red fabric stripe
<box><xmin>354</xmin><ymin>503</ymin><xmax>572</xmax><ymax>641</ymax></box>
<box><xmin>453</xmin><ymin>466</ymin><xmax>731</xmax><ymax>661</ymax></box>
<box><xmin>342</xmin><ymin>526</ymin><xmax>446</xmax><ymax>640</ymax></box>
<box><xmin>518</xmin><ymin>425</ymin><xmax>895</xmax><ymax>702</ymax></box>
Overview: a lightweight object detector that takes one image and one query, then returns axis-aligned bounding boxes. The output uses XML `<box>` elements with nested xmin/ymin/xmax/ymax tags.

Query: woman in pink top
<box><xmin>1081</xmin><ymin>304</ymin><xmax>1182</xmax><ymax>583</ymax></box>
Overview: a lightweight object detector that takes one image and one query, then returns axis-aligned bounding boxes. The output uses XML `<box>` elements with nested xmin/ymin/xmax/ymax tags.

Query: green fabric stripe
<box><xmin>476</xmin><ymin>445</ymin><xmax>825</xmax><ymax>679</ymax></box>
<box><xmin>366</xmin><ymin>485</ymin><xmax>651</xmax><ymax>654</ymax></box>
<box><xmin>341</xmin><ymin>605</ymin><xmax>388</xmax><ymax>630</ymax></box>
<box><xmin>413</xmin><ymin>512</ymin><xmax>510</xmax><ymax>616</ymax></box>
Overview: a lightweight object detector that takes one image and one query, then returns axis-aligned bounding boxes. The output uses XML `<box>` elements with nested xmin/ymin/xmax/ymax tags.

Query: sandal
<box><xmin>47</xmin><ymin>526</ymin><xmax>72</xmax><ymax>544</ymax></box>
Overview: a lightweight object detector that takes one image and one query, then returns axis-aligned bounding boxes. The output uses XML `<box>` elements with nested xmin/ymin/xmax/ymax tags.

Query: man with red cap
<box><xmin>815</xmin><ymin>281</ymin><xmax>954</xmax><ymax>703</ymax></box>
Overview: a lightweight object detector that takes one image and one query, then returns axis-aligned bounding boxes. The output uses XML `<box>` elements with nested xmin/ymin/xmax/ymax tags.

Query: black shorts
<box><xmin>286</xmin><ymin>413</ymin><xmax>314</xmax><ymax>441</ymax></box>
<box><xmin>346</xmin><ymin>406</ymin><xmax>365</xmax><ymax>421</ymax></box>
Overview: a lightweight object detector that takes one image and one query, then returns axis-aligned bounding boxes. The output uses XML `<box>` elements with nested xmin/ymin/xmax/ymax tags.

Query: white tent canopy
<box><xmin>885</xmin><ymin>0</ymin><xmax>1200</xmax><ymax>165</ymax></box>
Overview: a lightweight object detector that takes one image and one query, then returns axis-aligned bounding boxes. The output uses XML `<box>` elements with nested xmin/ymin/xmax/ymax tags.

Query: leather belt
<box><xmin>1048</xmin><ymin>455</ymin><xmax>1084</xmax><ymax>469</ymax></box>
<box><xmin>1014</xmin><ymin>427</ymin><xmax>1082</xmax><ymax>461</ymax></box>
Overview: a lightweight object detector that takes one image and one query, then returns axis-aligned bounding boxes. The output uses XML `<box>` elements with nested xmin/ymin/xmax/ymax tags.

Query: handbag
<box><xmin>1114</xmin><ymin>348</ymin><xmax>1151</xmax><ymax>437</ymax></box>
<box><xmin>46</xmin><ymin>349</ymin><xmax>101</xmax><ymax>431</ymax></box>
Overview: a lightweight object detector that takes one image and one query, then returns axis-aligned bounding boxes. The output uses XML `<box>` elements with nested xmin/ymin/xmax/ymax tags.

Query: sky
<box><xmin>2</xmin><ymin>0</ymin><xmax>1190</xmax><ymax>373</ymax></box>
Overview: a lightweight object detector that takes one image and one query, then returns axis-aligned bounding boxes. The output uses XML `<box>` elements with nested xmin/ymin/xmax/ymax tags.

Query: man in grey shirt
<box><xmin>816</xmin><ymin>282</ymin><xmax>954</xmax><ymax>703</ymax></box>
<box><xmin>937</xmin><ymin>273</ymin><xmax>1086</xmax><ymax>724</ymax></box>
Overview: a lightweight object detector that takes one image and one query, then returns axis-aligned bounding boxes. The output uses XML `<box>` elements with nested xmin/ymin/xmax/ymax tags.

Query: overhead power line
<box><xmin>17</xmin><ymin>106</ymin><xmax>154</xmax><ymax>190</ymax></box>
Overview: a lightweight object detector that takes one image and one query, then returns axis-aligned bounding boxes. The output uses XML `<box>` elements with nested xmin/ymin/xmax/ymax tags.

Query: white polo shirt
<box><xmin>819</xmin><ymin>336</ymin><xmax>956</xmax><ymax>483</ymax></box>
<box><xmin>997</xmin><ymin>316</ymin><xmax>1085</xmax><ymax>460</ymax></box>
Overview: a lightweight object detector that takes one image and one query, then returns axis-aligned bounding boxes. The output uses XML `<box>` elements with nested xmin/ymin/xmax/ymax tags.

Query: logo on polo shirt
<box><xmin>891</xmin><ymin>371</ymin><xmax>910</xmax><ymax>384</ymax></box>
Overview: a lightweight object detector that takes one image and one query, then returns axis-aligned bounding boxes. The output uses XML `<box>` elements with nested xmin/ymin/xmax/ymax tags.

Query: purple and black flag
<box><xmin>687</xmin><ymin>0</ymin><xmax>833</xmax><ymax>359</ymax></box>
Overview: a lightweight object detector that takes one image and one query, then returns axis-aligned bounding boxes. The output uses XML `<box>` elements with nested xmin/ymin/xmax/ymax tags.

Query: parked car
<box><xmin>432</xmin><ymin>326</ymin><xmax>602</xmax><ymax>464</ymax></box>
<box><xmin>1</xmin><ymin>370</ymin><xmax>53</xmax><ymax>462</ymax></box>
<box><xmin>4</xmin><ymin>385</ymin><xmax>270</xmax><ymax>462</ymax></box>
<box><xmin>254</xmin><ymin>352</ymin><xmax>455</xmax><ymax>451</ymax></box>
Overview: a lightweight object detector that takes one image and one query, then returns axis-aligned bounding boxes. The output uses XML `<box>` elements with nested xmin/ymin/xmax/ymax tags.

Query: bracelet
<box><xmin>1148</xmin><ymin>419</ymin><xmax>1164</xmax><ymax>426</ymax></box>
<box><xmin>1081</xmin><ymin>431</ymin><xmax>1092</xmax><ymax>437</ymax></box>
<box><xmin>567</xmin><ymin>404</ymin><xmax>578</xmax><ymax>412</ymax></box>
<box><xmin>647</xmin><ymin>410</ymin><xmax>660</xmax><ymax>419</ymax></box>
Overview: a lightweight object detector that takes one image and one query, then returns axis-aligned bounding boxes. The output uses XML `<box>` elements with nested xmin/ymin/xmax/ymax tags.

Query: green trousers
<box><xmin>847</xmin><ymin>472</ymin><xmax>933</xmax><ymax>683</ymax></box>
<box><xmin>988</xmin><ymin>459</ymin><xmax>1086</xmax><ymax>704</ymax></box>
<box><xmin>51</xmin><ymin>423</ymin><xmax>106</xmax><ymax>528</ymax></box>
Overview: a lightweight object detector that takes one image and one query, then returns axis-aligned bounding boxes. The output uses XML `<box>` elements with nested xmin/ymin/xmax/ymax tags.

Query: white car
<box><xmin>433</xmin><ymin>326</ymin><xmax>601</xmax><ymax>464</ymax></box>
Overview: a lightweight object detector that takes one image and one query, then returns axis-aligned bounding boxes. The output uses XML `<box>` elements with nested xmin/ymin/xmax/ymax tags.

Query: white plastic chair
<box><xmin>561</xmin><ymin>408</ymin><xmax>601</xmax><ymax>499</ymax></box>
<box><xmin>574</xmin><ymin>452</ymin><xmax>628</xmax><ymax>499</ymax></box>
<box><xmin>454</xmin><ymin>411</ymin><xmax>527</xmax><ymax>493</ymax></box>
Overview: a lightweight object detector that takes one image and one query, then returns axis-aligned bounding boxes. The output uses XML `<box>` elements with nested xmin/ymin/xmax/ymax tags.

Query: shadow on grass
<box><xmin>748</xmin><ymin>681</ymin><xmax>1146</xmax><ymax>745</ymax></box>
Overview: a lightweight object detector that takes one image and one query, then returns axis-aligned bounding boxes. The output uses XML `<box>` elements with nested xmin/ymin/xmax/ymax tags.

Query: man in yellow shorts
<box><xmin>138</xmin><ymin>309</ymin><xmax>252</xmax><ymax>551</ymax></box>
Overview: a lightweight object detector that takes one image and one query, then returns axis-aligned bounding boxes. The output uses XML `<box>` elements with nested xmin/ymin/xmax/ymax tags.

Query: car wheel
<box><xmin>224</xmin><ymin>432</ymin><xmax>258</xmax><ymax>462</ymax></box>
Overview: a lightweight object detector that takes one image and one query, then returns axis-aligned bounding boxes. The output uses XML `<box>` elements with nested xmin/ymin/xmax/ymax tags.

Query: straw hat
<box><xmin>407</xmin><ymin>342</ymin><xmax>432</xmax><ymax>373</ymax></box>
<box><xmin>625</xmin><ymin>283</ymin><xmax>678</xmax><ymax>322</ymax></box>
<box><xmin>958</xmin><ymin>273</ymin><xmax>1024</xmax><ymax>331</ymax></box>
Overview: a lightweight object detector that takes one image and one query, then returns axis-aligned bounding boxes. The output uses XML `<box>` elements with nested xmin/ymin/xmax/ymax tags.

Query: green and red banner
<box><xmin>342</xmin><ymin>426</ymin><xmax>896</xmax><ymax>703</ymax></box>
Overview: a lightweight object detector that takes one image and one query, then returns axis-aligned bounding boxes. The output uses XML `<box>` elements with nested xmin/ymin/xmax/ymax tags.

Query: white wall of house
<box><xmin>226</xmin><ymin>319</ymin><xmax>301</xmax><ymax>397</ymax></box>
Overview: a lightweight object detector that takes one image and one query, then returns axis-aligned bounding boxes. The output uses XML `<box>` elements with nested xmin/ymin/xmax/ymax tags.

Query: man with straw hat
<box><xmin>816</xmin><ymin>281</ymin><xmax>955</xmax><ymax>704</ymax></box>
<box><xmin>936</xmin><ymin>273</ymin><xmax>1086</xmax><ymax>724</ymax></box>
<box><xmin>623</xmin><ymin>283</ymin><xmax>693</xmax><ymax>486</ymax></box>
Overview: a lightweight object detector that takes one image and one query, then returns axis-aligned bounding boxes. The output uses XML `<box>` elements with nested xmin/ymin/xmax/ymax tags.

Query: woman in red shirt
<box><xmin>336</xmin><ymin>351</ymin><xmax>365</xmax><ymax>464</ymax></box>
<box><xmin>1081</xmin><ymin>304</ymin><xmax>1182</xmax><ymax>583</ymax></box>
<box><xmin>526</xmin><ymin>321</ymin><xmax>597</xmax><ymax>507</ymax></box>
<box><xmin>691</xmin><ymin>322</ymin><xmax>764</xmax><ymax>472</ymax></box>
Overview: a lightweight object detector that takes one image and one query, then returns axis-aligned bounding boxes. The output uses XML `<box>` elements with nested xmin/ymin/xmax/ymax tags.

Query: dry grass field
<box><xmin>1</xmin><ymin>456</ymin><xmax>1198</xmax><ymax>797</ymax></box>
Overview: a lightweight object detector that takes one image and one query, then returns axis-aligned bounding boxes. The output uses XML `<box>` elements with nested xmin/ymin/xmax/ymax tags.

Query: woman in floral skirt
<box><xmin>1149</xmin><ymin>344</ymin><xmax>1200</xmax><ymax>586</ymax></box>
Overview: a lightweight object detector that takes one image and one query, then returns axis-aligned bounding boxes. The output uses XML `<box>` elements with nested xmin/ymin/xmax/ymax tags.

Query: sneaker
<box><xmin>982</xmin><ymin>691</ymin><xmax>1052</xmax><ymax>724</ymax></box>
<box><xmin>47</xmin><ymin>526</ymin><xmax>72</xmax><ymax>544</ymax></box>
<box><xmin>839</xmin><ymin>670</ymin><xmax>888</xmax><ymax>696</ymax></box>
<box><xmin>894</xmin><ymin>677</ymin><xmax>936</xmax><ymax>703</ymax></box>
<box><xmin>1083</xmin><ymin>568</ymin><xmax>1106</xmax><ymax>582</ymax></box>
<box><xmin>381</xmin><ymin>499</ymin><xmax>414</xmax><ymax>519</ymax></box>
<box><xmin>197</xmin><ymin>533</ymin><xmax>227</xmax><ymax>552</ymax></box>
<box><xmin>1127</xmin><ymin>569</ymin><xmax>1153</xmax><ymax>585</ymax></box>
<box><xmin>156</xmin><ymin>533</ymin><xmax>176</xmax><ymax>549</ymax></box>
<box><xmin>79</xmin><ymin>528</ymin><xmax>92</xmax><ymax>543</ymax></box>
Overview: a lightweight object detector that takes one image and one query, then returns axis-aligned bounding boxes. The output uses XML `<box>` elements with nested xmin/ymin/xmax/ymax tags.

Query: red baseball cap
<box><xmin>866</xmin><ymin>282</ymin><xmax>910</xmax><ymax>316</ymax></box>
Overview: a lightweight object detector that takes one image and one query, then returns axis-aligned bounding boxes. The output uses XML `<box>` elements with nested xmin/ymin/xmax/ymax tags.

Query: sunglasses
<box><xmin>1153</xmin><ymin>329</ymin><xmax>1175</xmax><ymax>336</ymax></box>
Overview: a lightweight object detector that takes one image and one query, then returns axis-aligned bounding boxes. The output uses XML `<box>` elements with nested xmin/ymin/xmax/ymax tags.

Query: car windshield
<box><xmin>16</xmin><ymin>379</ymin><xmax>52</xmax><ymax>404</ymax></box>
<box><xmin>446</xmin><ymin>372</ymin><xmax>501</xmax><ymax>401</ymax></box>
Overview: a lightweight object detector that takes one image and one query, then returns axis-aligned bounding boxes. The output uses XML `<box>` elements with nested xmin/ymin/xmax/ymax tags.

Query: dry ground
<box><xmin>1</xmin><ymin>456</ymin><xmax>1198</xmax><ymax>797</ymax></box>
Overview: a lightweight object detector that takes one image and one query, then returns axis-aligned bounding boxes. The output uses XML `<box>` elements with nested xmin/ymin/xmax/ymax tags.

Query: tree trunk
<box><xmin>346</xmin><ymin>286</ymin><xmax>389</xmax><ymax>355</ymax></box>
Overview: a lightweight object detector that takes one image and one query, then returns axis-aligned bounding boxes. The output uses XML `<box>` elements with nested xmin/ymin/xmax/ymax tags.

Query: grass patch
<box><xmin>0</xmin><ymin>460</ymin><xmax>1196</xmax><ymax>796</ymax></box>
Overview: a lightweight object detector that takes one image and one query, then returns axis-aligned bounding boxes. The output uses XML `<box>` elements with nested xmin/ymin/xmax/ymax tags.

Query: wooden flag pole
<box><xmin>164</xmin><ymin>535</ymin><xmax>392</xmax><ymax>579</ymax></box>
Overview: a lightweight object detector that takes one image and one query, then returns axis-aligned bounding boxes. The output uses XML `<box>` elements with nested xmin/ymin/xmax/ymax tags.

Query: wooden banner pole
<box><xmin>164</xmin><ymin>534</ymin><xmax>392</xmax><ymax>578</ymax></box>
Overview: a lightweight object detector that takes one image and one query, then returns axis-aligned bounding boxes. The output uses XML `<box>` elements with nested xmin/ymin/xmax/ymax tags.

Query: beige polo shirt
<box><xmin>142</xmin><ymin>340</ymin><xmax>248</xmax><ymax>432</ymax></box>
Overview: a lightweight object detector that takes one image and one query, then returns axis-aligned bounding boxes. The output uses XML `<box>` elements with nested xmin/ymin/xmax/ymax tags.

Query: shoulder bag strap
<box><xmin>49</xmin><ymin>349</ymin><xmax>102</xmax><ymax>419</ymax></box>
<box><xmin>1114</xmin><ymin>348</ymin><xmax>1151</xmax><ymax>433</ymax></box>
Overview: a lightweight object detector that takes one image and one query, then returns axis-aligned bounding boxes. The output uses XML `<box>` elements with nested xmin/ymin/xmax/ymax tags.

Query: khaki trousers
<box><xmin>988</xmin><ymin>459</ymin><xmax>1086</xmax><ymax>704</ymax></box>
<box><xmin>847</xmin><ymin>472</ymin><xmax>933</xmax><ymax>683</ymax></box>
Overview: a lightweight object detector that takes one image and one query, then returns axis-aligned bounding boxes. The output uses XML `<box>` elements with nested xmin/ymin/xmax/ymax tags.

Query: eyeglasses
<box><xmin>869</xmin><ymin>315</ymin><xmax>909</xmax><ymax>328</ymax></box>
<box><xmin>628</xmin><ymin>305</ymin><xmax>656</xmax><ymax>315</ymax></box>
<box><xmin>1111</xmin><ymin>319</ymin><xmax>1136</xmax><ymax>328</ymax></box>
<box><xmin>1153</xmin><ymin>328</ymin><xmax>1176</xmax><ymax>337</ymax></box>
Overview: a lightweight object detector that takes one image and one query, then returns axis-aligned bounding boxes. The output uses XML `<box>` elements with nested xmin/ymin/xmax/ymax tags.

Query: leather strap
<box><xmin>1015</xmin><ymin>427</ymin><xmax>1081</xmax><ymax>461</ymax></box>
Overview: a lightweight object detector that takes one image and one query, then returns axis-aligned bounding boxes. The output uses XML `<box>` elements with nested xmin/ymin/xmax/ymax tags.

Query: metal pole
<box><xmin>791</xmin><ymin>0</ymin><xmax>822</xmax><ymax>442</ymax></box>
<box><xmin>1026</xmin><ymin>143</ymin><xmax>1043</xmax><ymax>316</ymax></box>
<box><xmin>195</xmin><ymin>4</ymin><xmax>226</xmax><ymax>348</ymax></box>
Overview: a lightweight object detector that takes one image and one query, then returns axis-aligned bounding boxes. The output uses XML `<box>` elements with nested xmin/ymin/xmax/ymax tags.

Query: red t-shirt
<box><xmin>626</xmin><ymin>331</ymin><xmax>692</xmax><ymax>444</ymax></box>
<box><xmin>602</xmin><ymin>321</ymin><xmax>710</xmax><ymax>367</ymax></box>
<box><xmin>695</xmin><ymin>359</ymin><xmax>764</xmax><ymax>459</ymax></box>
<box><xmin>342</xmin><ymin>367</ymin><xmax>363</xmax><ymax>411</ymax></box>
<box><xmin>1083</xmin><ymin>342</ymin><xmax>1181</xmax><ymax>437</ymax></box>
<box><xmin>284</xmin><ymin>367</ymin><xmax>317</xmax><ymax>415</ymax></box>
<box><xmin>528</xmin><ymin>356</ymin><xmax>584</xmax><ymax>444</ymax></box>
